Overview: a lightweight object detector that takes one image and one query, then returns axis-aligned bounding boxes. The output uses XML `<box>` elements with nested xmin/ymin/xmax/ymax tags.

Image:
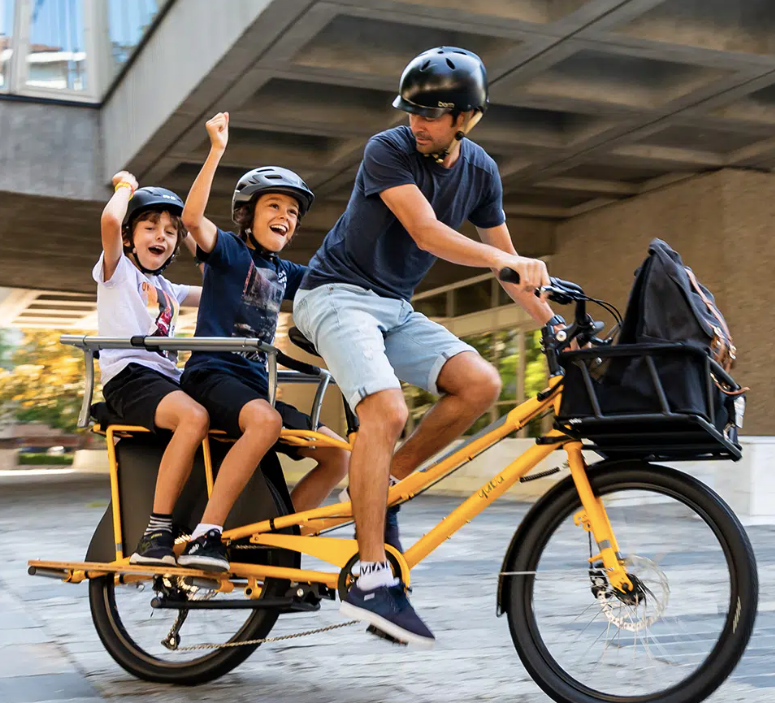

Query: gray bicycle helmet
<box><xmin>231</xmin><ymin>167</ymin><xmax>315</xmax><ymax>222</ymax></box>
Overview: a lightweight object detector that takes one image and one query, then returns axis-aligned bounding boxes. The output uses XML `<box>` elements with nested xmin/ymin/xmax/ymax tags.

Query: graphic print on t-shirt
<box><xmin>232</xmin><ymin>261</ymin><xmax>286</xmax><ymax>363</ymax></box>
<box><xmin>141</xmin><ymin>280</ymin><xmax>180</xmax><ymax>362</ymax></box>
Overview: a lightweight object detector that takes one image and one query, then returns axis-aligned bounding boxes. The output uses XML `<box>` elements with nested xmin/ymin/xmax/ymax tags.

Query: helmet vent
<box><xmin>256</xmin><ymin>167</ymin><xmax>273</xmax><ymax>172</ymax></box>
<box><xmin>446</xmin><ymin>58</ymin><xmax>456</xmax><ymax>69</ymax></box>
<box><xmin>420</xmin><ymin>59</ymin><xmax>431</xmax><ymax>71</ymax></box>
<box><xmin>266</xmin><ymin>174</ymin><xmax>283</xmax><ymax>179</ymax></box>
<box><xmin>236</xmin><ymin>183</ymin><xmax>247</xmax><ymax>191</ymax></box>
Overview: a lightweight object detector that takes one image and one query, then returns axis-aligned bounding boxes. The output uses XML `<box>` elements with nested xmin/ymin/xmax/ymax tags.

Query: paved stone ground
<box><xmin>1</xmin><ymin>470</ymin><xmax>775</xmax><ymax>703</ymax></box>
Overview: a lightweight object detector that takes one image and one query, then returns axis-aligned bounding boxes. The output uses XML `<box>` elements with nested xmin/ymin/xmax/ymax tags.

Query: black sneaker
<box><xmin>177</xmin><ymin>530</ymin><xmax>229</xmax><ymax>572</ymax></box>
<box><xmin>385</xmin><ymin>504</ymin><xmax>403</xmax><ymax>553</ymax></box>
<box><xmin>340</xmin><ymin>583</ymin><xmax>435</xmax><ymax>649</ymax></box>
<box><xmin>129</xmin><ymin>530</ymin><xmax>176</xmax><ymax>567</ymax></box>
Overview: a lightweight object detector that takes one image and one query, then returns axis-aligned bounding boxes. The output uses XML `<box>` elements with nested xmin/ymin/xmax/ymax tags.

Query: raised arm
<box><xmin>380</xmin><ymin>184</ymin><xmax>550</xmax><ymax>291</ymax></box>
<box><xmin>101</xmin><ymin>171</ymin><xmax>138</xmax><ymax>281</ymax></box>
<box><xmin>181</xmin><ymin>112</ymin><xmax>229</xmax><ymax>254</ymax></box>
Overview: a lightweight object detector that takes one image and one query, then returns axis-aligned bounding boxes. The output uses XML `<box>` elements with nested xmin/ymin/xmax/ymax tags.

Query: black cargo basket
<box><xmin>555</xmin><ymin>343</ymin><xmax>744</xmax><ymax>462</ymax></box>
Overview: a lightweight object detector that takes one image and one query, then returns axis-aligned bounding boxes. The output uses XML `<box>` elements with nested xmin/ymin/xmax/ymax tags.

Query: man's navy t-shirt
<box><xmin>301</xmin><ymin>125</ymin><xmax>505</xmax><ymax>301</ymax></box>
<box><xmin>184</xmin><ymin>229</ymin><xmax>305</xmax><ymax>383</ymax></box>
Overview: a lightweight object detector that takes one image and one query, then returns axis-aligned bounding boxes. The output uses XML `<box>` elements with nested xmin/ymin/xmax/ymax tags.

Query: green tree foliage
<box><xmin>0</xmin><ymin>331</ymin><xmax>98</xmax><ymax>434</ymax></box>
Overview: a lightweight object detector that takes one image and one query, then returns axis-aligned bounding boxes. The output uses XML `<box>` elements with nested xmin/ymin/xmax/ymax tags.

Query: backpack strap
<box><xmin>684</xmin><ymin>267</ymin><xmax>736</xmax><ymax>371</ymax></box>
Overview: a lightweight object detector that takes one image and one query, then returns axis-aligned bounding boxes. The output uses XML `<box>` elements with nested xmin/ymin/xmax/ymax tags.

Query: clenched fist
<box><xmin>206</xmin><ymin>112</ymin><xmax>229</xmax><ymax>152</ymax></box>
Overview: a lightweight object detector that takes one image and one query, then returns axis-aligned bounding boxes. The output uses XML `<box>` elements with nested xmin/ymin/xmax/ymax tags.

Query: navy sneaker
<box><xmin>130</xmin><ymin>530</ymin><xmax>176</xmax><ymax>567</ymax></box>
<box><xmin>384</xmin><ymin>504</ymin><xmax>403</xmax><ymax>553</ymax></box>
<box><xmin>177</xmin><ymin>530</ymin><xmax>229</xmax><ymax>572</ymax></box>
<box><xmin>340</xmin><ymin>583</ymin><xmax>435</xmax><ymax>649</ymax></box>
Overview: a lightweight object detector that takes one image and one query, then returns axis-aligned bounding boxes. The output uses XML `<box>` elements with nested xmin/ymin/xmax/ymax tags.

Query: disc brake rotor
<box><xmin>594</xmin><ymin>555</ymin><xmax>670</xmax><ymax>632</ymax></box>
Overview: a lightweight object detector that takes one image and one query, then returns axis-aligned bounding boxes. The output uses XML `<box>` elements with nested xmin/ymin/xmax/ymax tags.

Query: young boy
<box><xmin>178</xmin><ymin>111</ymin><xmax>350</xmax><ymax>572</ymax></box>
<box><xmin>95</xmin><ymin>173</ymin><xmax>209</xmax><ymax>567</ymax></box>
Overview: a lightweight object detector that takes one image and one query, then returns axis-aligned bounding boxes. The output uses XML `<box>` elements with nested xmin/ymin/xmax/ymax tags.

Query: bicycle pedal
<box><xmin>366</xmin><ymin>625</ymin><xmax>407</xmax><ymax>646</ymax></box>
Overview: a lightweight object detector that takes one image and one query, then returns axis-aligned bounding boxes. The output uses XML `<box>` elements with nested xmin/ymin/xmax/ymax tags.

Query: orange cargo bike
<box><xmin>28</xmin><ymin>271</ymin><xmax>757</xmax><ymax>703</ymax></box>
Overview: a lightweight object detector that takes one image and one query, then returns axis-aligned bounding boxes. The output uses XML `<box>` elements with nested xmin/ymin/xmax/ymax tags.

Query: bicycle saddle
<box><xmin>288</xmin><ymin>326</ymin><xmax>320</xmax><ymax>358</ymax></box>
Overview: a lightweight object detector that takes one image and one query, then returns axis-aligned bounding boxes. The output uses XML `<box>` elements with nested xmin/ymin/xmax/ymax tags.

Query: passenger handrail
<box><xmin>60</xmin><ymin>335</ymin><xmax>335</xmax><ymax>430</ymax></box>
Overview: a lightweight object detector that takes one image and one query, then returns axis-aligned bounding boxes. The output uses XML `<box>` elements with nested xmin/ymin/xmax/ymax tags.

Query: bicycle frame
<box><xmin>29</xmin><ymin>334</ymin><xmax>634</xmax><ymax>594</ymax></box>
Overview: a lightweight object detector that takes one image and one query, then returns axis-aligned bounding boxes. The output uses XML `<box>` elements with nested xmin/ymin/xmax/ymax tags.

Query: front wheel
<box><xmin>503</xmin><ymin>461</ymin><xmax>758</xmax><ymax>703</ymax></box>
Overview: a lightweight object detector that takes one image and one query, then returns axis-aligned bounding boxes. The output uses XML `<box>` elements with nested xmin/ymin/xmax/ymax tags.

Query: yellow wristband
<box><xmin>115</xmin><ymin>181</ymin><xmax>135</xmax><ymax>198</ymax></box>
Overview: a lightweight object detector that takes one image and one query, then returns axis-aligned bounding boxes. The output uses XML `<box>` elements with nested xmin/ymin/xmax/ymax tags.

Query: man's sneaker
<box><xmin>340</xmin><ymin>583</ymin><xmax>435</xmax><ymax>649</ymax></box>
<box><xmin>384</xmin><ymin>504</ymin><xmax>403</xmax><ymax>553</ymax></box>
<box><xmin>177</xmin><ymin>530</ymin><xmax>229</xmax><ymax>572</ymax></box>
<box><xmin>129</xmin><ymin>530</ymin><xmax>176</xmax><ymax>567</ymax></box>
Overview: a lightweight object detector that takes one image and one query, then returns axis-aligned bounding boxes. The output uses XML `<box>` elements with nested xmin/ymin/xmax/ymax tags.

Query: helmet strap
<box><xmin>245</xmin><ymin>228</ymin><xmax>277</xmax><ymax>259</ymax></box>
<box><xmin>124</xmin><ymin>243</ymin><xmax>176</xmax><ymax>276</ymax></box>
<box><xmin>425</xmin><ymin>110</ymin><xmax>482</xmax><ymax>164</ymax></box>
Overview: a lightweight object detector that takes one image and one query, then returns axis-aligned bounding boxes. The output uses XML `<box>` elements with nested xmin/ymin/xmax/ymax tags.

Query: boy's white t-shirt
<box><xmin>93</xmin><ymin>253</ymin><xmax>190</xmax><ymax>386</ymax></box>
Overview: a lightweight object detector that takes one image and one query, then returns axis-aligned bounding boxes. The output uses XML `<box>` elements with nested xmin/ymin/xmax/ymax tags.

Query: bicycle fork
<box><xmin>565</xmin><ymin>442</ymin><xmax>634</xmax><ymax>593</ymax></box>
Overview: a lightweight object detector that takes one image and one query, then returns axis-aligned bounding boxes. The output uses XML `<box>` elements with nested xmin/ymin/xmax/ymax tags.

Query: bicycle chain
<box><xmin>170</xmin><ymin>620</ymin><xmax>359</xmax><ymax>652</ymax></box>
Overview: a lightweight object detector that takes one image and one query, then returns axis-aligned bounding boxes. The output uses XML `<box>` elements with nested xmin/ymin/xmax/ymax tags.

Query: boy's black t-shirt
<box><xmin>301</xmin><ymin>125</ymin><xmax>505</xmax><ymax>301</ymax></box>
<box><xmin>184</xmin><ymin>229</ymin><xmax>306</xmax><ymax>383</ymax></box>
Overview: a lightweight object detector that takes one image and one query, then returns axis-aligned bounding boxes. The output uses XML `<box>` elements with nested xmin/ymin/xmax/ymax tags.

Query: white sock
<box><xmin>191</xmin><ymin>523</ymin><xmax>222</xmax><ymax>541</ymax></box>
<box><xmin>340</xmin><ymin>474</ymin><xmax>400</xmax><ymax>503</ymax></box>
<box><xmin>357</xmin><ymin>560</ymin><xmax>399</xmax><ymax>591</ymax></box>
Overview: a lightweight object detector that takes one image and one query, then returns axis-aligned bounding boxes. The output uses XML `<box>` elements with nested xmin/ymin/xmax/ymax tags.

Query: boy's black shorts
<box><xmin>102</xmin><ymin>363</ymin><xmax>181</xmax><ymax>432</ymax></box>
<box><xmin>181</xmin><ymin>368</ymin><xmax>316</xmax><ymax>461</ymax></box>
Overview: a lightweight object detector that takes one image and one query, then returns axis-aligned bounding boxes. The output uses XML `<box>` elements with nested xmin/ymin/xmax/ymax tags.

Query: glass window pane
<box><xmin>107</xmin><ymin>0</ymin><xmax>166</xmax><ymax>83</ymax></box>
<box><xmin>454</xmin><ymin>279</ymin><xmax>492</xmax><ymax>316</ymax></box>
<box><xmin>413</xmin><ymin>293</ymin><xmax>446</xmax><ymax>319</ymax></box>
<box><xmin>26</xmin><ymin>0</ymin><xmax>87</xmax><ymax>91</ymax></box>
<box><xmin>0</xmin><ymin>0</ymin><xmax>13</xmax><ymax>90</ymax></box>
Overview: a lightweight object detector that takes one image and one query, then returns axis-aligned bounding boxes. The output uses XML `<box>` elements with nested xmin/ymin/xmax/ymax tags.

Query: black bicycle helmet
<box><xmin>122</xmin><ymin>186</ymin><xmax>185</xmax><ymax>276</ymax></box>
<box><xmin>123</xmin><ymin>186</ymin><xmax>184</xmax><ymax>226</ymax></box>
<box><xmin>393</xmin><ymin>47</ymin><xmax>489</xmax><ymax>118</ymax></box>
<box><xmin>232</xmin><ymin>166</ymin><xmax>315</xmax><ymax>221</ymax></box>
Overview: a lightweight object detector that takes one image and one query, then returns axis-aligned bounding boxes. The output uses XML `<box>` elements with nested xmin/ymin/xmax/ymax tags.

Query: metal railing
<box><xmin>60</xmin><ymin>335</ymin><xmax>334</xmax><ymax>430</ymax></box>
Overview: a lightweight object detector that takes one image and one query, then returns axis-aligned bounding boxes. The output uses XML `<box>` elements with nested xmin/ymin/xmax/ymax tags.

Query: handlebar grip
<box><xmin>498</xmin><ymin>267</ymin><xmax>545</xmax><ymax>298</ymax></box>
<box><xmin>498</xmin><ymin>268</ymin><xmax>520</xmax><ymax>284</ymax></box>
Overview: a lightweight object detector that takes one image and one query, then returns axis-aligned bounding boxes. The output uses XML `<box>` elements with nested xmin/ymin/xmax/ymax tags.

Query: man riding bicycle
<box><xmin>293</xmin><ymin>46</ymin><xmax>563</xmax><ymax>647</ymax></box>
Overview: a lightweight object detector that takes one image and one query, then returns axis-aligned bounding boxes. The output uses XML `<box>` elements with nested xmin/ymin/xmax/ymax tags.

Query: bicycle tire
<box><xmin>89</xmin><ymin>481</ymin><xmax>295</xmax><ymax>685</ymax></box>
<box><xmin>503</xmin><ymin>460</ymin><xmax>758</xmax><ymax>703</ymax></box>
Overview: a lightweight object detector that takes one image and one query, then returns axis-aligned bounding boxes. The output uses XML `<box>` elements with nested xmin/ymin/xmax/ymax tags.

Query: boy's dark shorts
<box><xmin>181</xmin><ymin>368</ymin><xmax>316</xmax><ymax>461</ymax></box>
<box><xmin>102</xmin><ymin>363</ymin><xmax>182</xmax><ymax>432</ymax></box>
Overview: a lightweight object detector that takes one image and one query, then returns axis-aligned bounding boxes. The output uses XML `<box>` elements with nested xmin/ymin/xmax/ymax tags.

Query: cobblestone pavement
<box><xmin>1</xmin><ymin>471</ymin><xmax>775</xmax><ymax>703</ymax></box>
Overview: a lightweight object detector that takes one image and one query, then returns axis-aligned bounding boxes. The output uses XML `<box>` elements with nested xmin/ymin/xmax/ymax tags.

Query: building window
<box><xmin>0</xmin><ymin>0</ymin><xmax>14</xmax><ymax>90</ymax></box>
<box><xmin>106</xmin><ymin>0</ymin><xmax>166</xmax><ymax>84</ymax></box>
<box><xmin>25</xmin><ymin>0</ymin><xmax>87</xmax><ymax>92</ymax></box>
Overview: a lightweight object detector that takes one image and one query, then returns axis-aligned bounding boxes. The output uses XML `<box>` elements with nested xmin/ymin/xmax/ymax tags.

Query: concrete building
<box><xmin>2</xmin><ymin>0</ymin><xmax>775</xmax><ymax>515</ymax></box>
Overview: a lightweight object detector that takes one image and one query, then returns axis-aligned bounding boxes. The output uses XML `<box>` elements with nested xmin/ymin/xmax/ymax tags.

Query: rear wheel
<box><xmin>503</xmin><ymin>462</ymin><xmax>757</xmax><ymax>703</ymax></box>
<box><xmin>89</xmin><ymin>483</ymin><xmax>297</xmax><ymax>685</ymax></box>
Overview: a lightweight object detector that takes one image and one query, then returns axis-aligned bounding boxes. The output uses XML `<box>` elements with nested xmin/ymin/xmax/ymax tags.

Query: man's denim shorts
<box><xmin>293</xmin><ymin>283</ymin><xmax>476</xmax><ymax>412</ymax></box>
